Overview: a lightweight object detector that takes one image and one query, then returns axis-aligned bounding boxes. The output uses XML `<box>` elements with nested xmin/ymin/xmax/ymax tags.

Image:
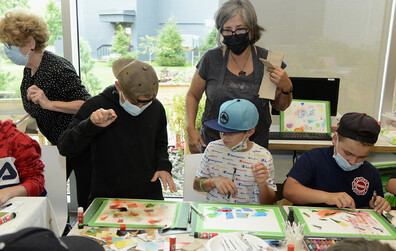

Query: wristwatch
<box><xmin>282</xmin><ymin>86</ymin><xmax>293</xmax><ymax>94</ymax></box>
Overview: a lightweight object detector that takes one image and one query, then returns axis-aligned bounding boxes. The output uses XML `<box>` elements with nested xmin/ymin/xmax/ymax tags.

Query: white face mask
<box><xmin>333</xmin><ymin>140</ymin><xmax>363</xmax><ymax>171</ymax></box>
<box><xmin>4</xmin><ymin>45</ymin><xmax>30</xmax><ymax>65</ymax></box>
<box><xmin>220</xmin><ymin>132</ymin><xmax>248</xmax><ymax>152</ymax></box>
<box><xmin>119</xmin><ymin>91</ymin><xmax>152</xmax><ymax>116</ymax></box>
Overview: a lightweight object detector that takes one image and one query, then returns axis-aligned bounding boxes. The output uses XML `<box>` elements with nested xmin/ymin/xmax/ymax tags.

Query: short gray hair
<box><xmin>214</xmin><ymin>0</ymin><xmax>265</xmax><ymax>46</ymax></box>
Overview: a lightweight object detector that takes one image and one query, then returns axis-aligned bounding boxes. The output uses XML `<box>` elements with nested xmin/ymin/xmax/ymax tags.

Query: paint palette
<box><xmin>303</xmin><ymin>237</ymin><xmax>341</xmax><ymax>251</ymax></box>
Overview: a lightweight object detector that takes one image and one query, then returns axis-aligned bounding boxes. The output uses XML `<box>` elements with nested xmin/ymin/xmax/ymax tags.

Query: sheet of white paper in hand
<box><xmin>259</xmin><ymin>51</ymin><xmax>284</xmax><ymax>100</ymax></box>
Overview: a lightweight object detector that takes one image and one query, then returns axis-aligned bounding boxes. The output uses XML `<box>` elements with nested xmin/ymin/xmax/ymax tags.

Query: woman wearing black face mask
<box><xmin>186</xmin><ymin>0</ymin><xmax>293</xmax><ymax>153</ymax></box>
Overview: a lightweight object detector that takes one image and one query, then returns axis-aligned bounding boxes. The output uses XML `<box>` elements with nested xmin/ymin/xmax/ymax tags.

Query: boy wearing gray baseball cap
<box><xmin>193</xmin><ymin>99</ymin><xmax>276</xmax><ymax>204</ymax></box>
<box><xmin>58</xmin><ymin>59</ymin><xmax>177</xmax><ymax>203</ymax></box>
<box><xmin>284</xmin><ymin>112</ymin><xmax>390</xmax><ymax>213</ymax></box>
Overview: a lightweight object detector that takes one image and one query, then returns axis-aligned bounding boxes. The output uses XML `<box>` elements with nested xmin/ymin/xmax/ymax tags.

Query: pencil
<box><xmin>190</xmin><ymin>204</ymin><xmax>205</xmax><ymax>220</ymax></box>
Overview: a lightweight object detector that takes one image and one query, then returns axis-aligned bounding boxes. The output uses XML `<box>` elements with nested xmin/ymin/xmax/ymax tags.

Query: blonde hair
<box><xmin>0</xmin><ymin>8</ymin><xmax>49</xmax><ymax>52</ymax></box>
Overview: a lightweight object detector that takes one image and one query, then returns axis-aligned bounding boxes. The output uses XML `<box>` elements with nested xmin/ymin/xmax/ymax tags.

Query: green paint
<box><xmin>145</xmin><ymin>203</ymin><xmax>155</xmax><ymax>208</ymax></box>
<box><xmin>207</xmin><ymin>213</ymin><xmax>218</xmax><ymax>218</ymax></box>
<box><xmin>207</xmin><ymin>207</ymin><xmax>220</xmax><ymax>211</ymax></box>
<box><xmin>256</xmin><ymin>209</ymin><xmax>269</xmax><ymax>213</ymax></box>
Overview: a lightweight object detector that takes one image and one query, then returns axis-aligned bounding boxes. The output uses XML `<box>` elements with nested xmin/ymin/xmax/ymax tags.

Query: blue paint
<box><xmin>226</xmin><ymin>212</ymin><xmax>234</xmax><ymax>219</ymax></box>
<box><xmin>242</xmin><ymin>208</ymin><xmax>253</xmax><ymax>211</ymax></box>
<box><xmin>252</xmin><ymin>212</ymin><xmax>268</xmax><ymax>217</ymax></box>
<box><xmin>236</xmin><ymin>213</ymin><xmax>248</xmax><ymax>218</ymax></box>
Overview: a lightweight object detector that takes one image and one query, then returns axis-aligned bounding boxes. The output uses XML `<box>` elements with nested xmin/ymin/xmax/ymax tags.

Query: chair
<box><xmin>183</xmin><ymin>153</ymin><xmax>206</xmax><ymax>202</ymax></box>
<box><xmin>40</xmin><ymin>146</ymin><xmax>67</xmax><ymax>232</ymax></box>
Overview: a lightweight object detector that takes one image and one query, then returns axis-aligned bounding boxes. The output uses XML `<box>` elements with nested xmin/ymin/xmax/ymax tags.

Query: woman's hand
<box><xmin>187</xmin><ymin>127</ymin><xmax>206</xmax><ymax>153</ymax></box>
<box><xmin>267</xmin><ymin>66</ymin><xmax>292</xmax><ymax>92</ymax></box>
<box><xmin>27</xmin><ymin>85</ymin><xmax>52</xmax><ymax>110</ymax></box>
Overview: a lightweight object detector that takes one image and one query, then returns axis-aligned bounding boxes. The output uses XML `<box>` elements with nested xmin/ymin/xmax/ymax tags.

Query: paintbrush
<box><xmin>190</xmin><ymin>204</ymin><xmax>205</xmax><ymax>220</ymax></box>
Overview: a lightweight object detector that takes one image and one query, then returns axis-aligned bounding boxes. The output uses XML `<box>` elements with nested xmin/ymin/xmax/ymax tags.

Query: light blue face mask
<box><xmin>4</xmin><ymin>45</ymin><xmax>30</xmax><ymax>66</ymax></box>
<box><xmin>333</xmin><ymin>141</ymin><xmax>363</xmax><ymax>171</ymax></box>
<box><xmin>119</xmin><ymin>91</ymin><xmax>152</xmax><ymax>116</ymax></box>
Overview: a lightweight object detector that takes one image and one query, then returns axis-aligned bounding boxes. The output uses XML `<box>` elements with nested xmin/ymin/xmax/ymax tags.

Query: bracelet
<box><xmin>199</xmin><ymin>178</ymin><xmax>209</xmax><ymax>192</ymax></box>
<box><xmin>281</xmin><ymin>86</ymin><xmax>293</xmax><ymax>94</ymax></box>
<box><xmin>207</xmin><ymin>177</ymin><xmax>212</xmax><ymax>189</ymax></box>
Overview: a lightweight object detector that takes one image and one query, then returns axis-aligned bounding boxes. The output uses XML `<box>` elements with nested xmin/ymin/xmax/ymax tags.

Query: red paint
<box><xmin>216</xmin><ymin>209</ymin><xmax>232</xmax><ymax>212</ymax></box>
<box><xmin>120</xmin><ymin>224</ymin><xmax>126</xmax><ymax>230</ymax></box>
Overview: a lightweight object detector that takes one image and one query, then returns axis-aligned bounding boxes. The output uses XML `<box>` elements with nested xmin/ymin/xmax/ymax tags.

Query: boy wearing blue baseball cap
<box><xmin>193</xmin><ymin>99</ymin><xmax>276</xmax><ymax>204</ymax></box>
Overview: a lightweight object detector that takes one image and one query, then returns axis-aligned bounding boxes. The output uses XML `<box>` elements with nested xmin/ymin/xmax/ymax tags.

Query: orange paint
<box><xmin>148</xmin><ymin>219</ymin><xmax>161</xmax><ymax>224</ymax></box>
<box><xmin>317</xmin><ymin>210</ymin><xmax>340</xmax><ymax>218</ymax></box>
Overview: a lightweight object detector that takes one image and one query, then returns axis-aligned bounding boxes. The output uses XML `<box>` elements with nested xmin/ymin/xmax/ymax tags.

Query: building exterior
<box><xmin>77</xmin><ymin>0</ymin><xmax>219</xmax><ymax>61</ymax></box>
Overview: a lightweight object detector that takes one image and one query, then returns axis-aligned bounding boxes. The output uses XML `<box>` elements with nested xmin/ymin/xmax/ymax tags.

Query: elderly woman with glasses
<box><xmin>186</xmin><ymin>0</ymin><xmax>293</xmax><ymax>153</ymax></box>
<box><xmin>0</xmin><ymin>8</ymin><xmax>92</xmax><ymax>209</ymax></box>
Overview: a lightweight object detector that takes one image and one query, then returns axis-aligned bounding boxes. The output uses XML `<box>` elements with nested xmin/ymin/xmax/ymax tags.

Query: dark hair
<box><xmin>214</xmin><ymin>0</ymin><xmax>265</xmax><ymax>46</ymax></box>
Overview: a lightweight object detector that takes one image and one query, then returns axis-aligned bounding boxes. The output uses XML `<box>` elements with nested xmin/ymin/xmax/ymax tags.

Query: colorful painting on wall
<box><xmin>294</xmin><ymin>207</ymin><xmax>396</xmax><ymax>240</ymax></box>
<box><xmin>87</xmin><ymin>199</ymin><xmax>180</xmax><ymax>229</ymax></box>
<box><xmin>194</xmin><ymin>203</ymin><xmax>285</xmax><ymax>238</ymax></box>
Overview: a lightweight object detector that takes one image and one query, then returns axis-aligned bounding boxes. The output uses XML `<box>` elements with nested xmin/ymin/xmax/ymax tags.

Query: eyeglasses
<box><xmin>3</xmin><ymin>42</ymin><xmax>11</xmax><ymax>49</ymax></box>
<box><xmin>221</xmin><ymin>28</ymin><xmax>249</xmax><ymax>37</ymax></box>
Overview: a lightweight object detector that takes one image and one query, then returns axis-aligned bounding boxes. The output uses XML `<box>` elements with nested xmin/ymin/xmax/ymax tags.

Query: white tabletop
<box><xmin>0</xmin><ymin>196</ymin><xmax>61</xmax><ymax>237</ymax></box>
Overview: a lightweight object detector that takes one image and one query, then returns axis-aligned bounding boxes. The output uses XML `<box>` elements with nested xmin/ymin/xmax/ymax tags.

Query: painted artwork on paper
<box><xmin>194</xmin><ymin>203</ymin><xmax>284</xmax><ymax>238</ymax></box>
<box><xmin>281</xmin><ymin>100</ymin><xmax>330</xmax><ymax>133</ymax></box>
<box><xmin>294</xmin><ymin>207</ymin><xmax>396</xmax><ymax>240</ymax></box>
<box><xmin>88</xmin><ymin>199</ymin><xmax>179</xmax><ymax>228</ymax></box>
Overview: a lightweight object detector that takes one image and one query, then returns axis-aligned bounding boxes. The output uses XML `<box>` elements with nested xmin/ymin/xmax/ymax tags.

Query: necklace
<box><xmin>230</xmin><ymin>49</ymin><xmax>251</xmax><ymax>77</ymax></box>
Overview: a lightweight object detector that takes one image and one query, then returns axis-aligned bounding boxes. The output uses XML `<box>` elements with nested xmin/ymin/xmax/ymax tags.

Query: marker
<box><xmin>190</xmin><ymin>204</ymin><xmax>205</xmax><ymax>220</ymax></box>
<box><xmin>373</xmin><ymin>190</ymin><xmax>377</xmax><ymax>202</ymax></box>
<box><xmin>0</xmin><ymin>203</ymin><xmax>12</xmax><ymax>211</ymax></box>
<box><xmin>228</xmin><ymin>168</ymin><xmax>237</xmax><ymax>199</ymax></box>
<box><xmin>0</xmin><ymin>212</ymin><xmax>16</xmax><ymax>225</ymax></box>
<box><xmin>194</xmin><ymin>232</ymin><xmax>218</xmax><ymax>239</ymax></box>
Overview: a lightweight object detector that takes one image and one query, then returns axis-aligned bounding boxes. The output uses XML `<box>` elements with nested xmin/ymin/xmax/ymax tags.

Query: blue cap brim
<box><xmin>204</xmin><ymin>119</ymin><xmax>243</xmax><ymax>133</ymax></box>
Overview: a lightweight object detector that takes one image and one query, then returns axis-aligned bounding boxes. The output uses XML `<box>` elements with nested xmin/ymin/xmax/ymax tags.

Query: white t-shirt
<box><xmin>195</xmin><ymin>140</ymin><xmax>276</xmax><ymax>204</ymax></box>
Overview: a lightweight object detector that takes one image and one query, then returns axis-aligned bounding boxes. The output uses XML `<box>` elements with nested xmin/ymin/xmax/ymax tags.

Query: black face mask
<box><xmin>223</xmin><ymin>33</ymin><xmax>250</xmax><ymax>55</ymax></box>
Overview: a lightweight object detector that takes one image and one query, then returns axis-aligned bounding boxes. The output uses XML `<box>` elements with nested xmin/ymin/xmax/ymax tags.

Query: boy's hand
<box><xmin>324</xmin><ymin>192</ymin><xmax>356</xmax><ymax>209</ymax></box>
<box><xmin>212</xmin><ymin>177</ymin><xmax>238</xmax><ymax>197</ymax></box>
<box><xmin>90</xmin><ymin>108</ymin><xmax>117</xmax><ymax>127</ymax></box>
<box><xmin>370</xmin><ymin>196</ymin><xmax>391</xmax><ymax>213</ymax></box>
<box><xmin>252</xmin><ymin>162</ymin><xmax>269</xmax><ymax>185</ymax></box>
<box><xmin>151</xmin><ymin>171</ymin><xmax>177</xmax><ymax>193</ymax></box>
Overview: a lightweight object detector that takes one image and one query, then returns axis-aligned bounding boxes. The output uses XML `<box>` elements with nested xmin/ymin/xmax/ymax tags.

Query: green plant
<box><xmin>139</xmin><ymin>35</ymin><xmax>159</xmax><ymax>63</ymax></box>
<box><xmin>79</xmin><ymin>39</ymin><xmax>102</xmax><ymax>95</ymax></box>
<box><xmin>169</xmin><ymin>90</ymin><xmax>205</xmax><ymax>146</ymax></box>
<box><xmin>156</xmin><ymin>16</ymin><xmax>186</xmax><ymax>66</ymax></box>
<box><xmin>45</xmin><ymin>0</ymin><xmax>62</xmax><ymax>46</ymax></box>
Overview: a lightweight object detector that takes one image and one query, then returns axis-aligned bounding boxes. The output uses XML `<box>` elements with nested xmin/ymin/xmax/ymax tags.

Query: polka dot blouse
<box><xmin>20</xmin><ymin>51</ymin><xmax>91</xmax><ymax>145</ymax></box>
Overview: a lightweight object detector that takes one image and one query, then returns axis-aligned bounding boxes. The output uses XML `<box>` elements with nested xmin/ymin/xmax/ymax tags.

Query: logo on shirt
<box><xmin>352</xmin><ymin>177</ymin><xmax>369</xmax><ymax>195</ymax></box>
